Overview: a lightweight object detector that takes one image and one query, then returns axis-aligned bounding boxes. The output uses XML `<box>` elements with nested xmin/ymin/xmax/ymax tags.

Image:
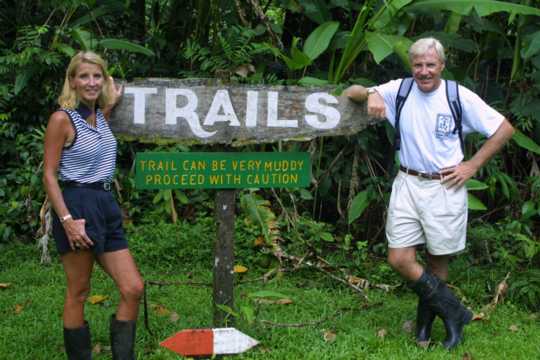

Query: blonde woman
<box><xmin>43</xmin><ymin>51</ymin><xmax>143</xmax><ymax>359</ymax></box>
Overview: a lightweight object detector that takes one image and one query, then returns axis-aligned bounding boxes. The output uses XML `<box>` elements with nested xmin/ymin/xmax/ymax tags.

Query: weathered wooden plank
<box><xmin>213</xmin><ymin>189</ymin><xmax>236</xmax><ymax>327</ymax></box>
<box><xmin>109</xmin><ymin>79</ymin><xmax>377</xmax><ymax>145</ymax></box>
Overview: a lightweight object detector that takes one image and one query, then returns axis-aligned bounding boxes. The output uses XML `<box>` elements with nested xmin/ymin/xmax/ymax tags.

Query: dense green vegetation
<box><xmin>1</xmin><ymin>2</ymin><xmax>540</xmax><ymax>353</ymax></box>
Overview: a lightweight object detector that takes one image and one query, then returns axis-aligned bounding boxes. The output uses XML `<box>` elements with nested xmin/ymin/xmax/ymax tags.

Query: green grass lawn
<box><xmin>1</xmin><ymin>234</ymin><xmax>539</xmax><ymax>360</ymax></box>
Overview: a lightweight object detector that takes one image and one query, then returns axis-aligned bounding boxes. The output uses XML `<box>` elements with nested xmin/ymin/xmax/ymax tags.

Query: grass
<box><xmin>1</xmin><ymin>224</ymin><xmax>539</xmax><ymax>360</ymax></box>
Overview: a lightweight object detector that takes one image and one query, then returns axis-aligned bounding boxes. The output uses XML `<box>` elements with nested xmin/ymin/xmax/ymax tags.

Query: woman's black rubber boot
<box><xmin>64</xmin><ymin>322</ymin><xmax>92</xmax><ymax>360</ymax></box>
<box><xmin>110</xmin><ymin>315</ymin><xmax>136</xmax><ymax>360</ymax></box>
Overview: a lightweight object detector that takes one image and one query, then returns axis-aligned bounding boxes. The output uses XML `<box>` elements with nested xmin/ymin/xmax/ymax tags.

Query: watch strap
<box><xmin>60</xmin><ymin>214</ymin><xmax>72</xmax><ymax>223</ymax></box>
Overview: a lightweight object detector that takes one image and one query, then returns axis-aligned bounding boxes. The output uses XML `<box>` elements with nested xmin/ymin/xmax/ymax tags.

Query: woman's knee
<box><xmin>66</xmin><ymin>285</ymin><xmax>91</xmax><ymax>304</ymax></box>
<box><xmin>119</xmin><ymin>278</ymin><xmax>144</xmax><ymax>302</ymax></box>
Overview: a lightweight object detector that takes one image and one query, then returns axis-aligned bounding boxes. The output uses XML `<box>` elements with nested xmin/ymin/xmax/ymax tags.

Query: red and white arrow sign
<box><xmin>160</xmin><ymin>327</ymin><xmax>259</xmax><ymax>356</ymax></box>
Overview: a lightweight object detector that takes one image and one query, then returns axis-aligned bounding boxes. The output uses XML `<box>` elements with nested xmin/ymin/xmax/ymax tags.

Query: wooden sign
<box><xmin>110</xmin><ymin>79</ymin><xmax>377</xmax><ymax>145</ymax></box>
<box><xmin>115</xmin><ymin>79</ymin><xmax>373</xmax><ymax>328</ymax></box>
<box><xmin>135</xmin><ymin>152</ymin><xmax>311</xmax><ymax>189</ymax></box>
<box><xmin>160</xmin><ymin>328</ymin><xmax>259</xmax><ymax>356</ymax></box>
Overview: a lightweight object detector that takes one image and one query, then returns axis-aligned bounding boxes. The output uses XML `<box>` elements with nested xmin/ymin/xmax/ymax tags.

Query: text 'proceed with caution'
<box><xmin>135</xmin><ymin>152</ymin><xmax>311</xmax><ymax>189</ymax></box>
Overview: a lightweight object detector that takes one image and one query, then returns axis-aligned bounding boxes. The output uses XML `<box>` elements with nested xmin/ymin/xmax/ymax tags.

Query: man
<box><xmin>344</xmin><ymin>37</ymin><xmax>514</xmax><ymax>349</ymax></box>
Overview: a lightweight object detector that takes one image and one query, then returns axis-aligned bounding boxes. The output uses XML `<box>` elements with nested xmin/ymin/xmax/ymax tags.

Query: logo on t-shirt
<box><xmin>435</xmin><ymin>114</ymin><xmax>454</xmax><ymax>138</ymax></box>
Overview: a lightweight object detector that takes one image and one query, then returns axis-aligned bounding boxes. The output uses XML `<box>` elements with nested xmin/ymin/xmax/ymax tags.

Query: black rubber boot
<box><xmin>411</xmin><ymin>271</ymin><xmax>472</xmax><ymax>350</ymax></box>
<box><xmin>415</xmin><ymin>297</ymin><xmax>436</xmax><ymax>343</ymax></box>
<box><xmin>63</xmin><ymin>322</ymin><xmax>92</xmax><ymax>360</ymax></box>
<box><xmin>110</xmin><ymin>315</ymin><xmax>136</xmax><ymax>360</ymax></box>
<box><xmin>434</xmin><ymin>283</ymin><xmax>473</xmax><ymax>349</ymax></box>
<box><xmin>410</xmin><ymin>271</ymin><xmax>439</xmax><ymax>345</ymax></box>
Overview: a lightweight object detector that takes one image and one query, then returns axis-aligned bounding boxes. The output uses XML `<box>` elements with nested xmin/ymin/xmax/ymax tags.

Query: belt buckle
<box><xmin>103</xmin><ymin>182</ymin><xmax>111</xmax><ymax>191</ymax></box>
<box><xmin>421</xmin><ymin>172</ymin><xmax>437</xmax><ymax>180</ymax></box>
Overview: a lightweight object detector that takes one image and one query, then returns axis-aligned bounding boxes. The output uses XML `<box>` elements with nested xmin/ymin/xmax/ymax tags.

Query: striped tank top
<box><xmin>58</xmin><ymin>106</ymin><xmax>117</xmax><ymax>183</ymax></box>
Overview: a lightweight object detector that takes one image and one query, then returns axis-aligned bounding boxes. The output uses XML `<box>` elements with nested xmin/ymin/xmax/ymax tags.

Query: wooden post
<box><xmin>213</xmin><ymin>189</ymin><xmax>237</xmax><ymax>327</ymax></box>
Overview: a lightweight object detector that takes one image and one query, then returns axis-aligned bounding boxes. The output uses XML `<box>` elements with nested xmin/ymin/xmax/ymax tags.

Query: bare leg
<box><xmin>388</xmin><ymin>247</ymin><xmax>425</xmax><ymax>281</ymax></box>
<box><xmin>97</xmin><ymin>249</ymin><xmax>144</xmax><ymax>320</ymax></box>
<box><xmin>61</xmin><ymin>250</ymin><xmax>95</xmax><ymax>328</ymax></box>
<box><xmin>426</xmin><ymin>253</ymin><xmax>449</xmax><ymax>281</ymax></box>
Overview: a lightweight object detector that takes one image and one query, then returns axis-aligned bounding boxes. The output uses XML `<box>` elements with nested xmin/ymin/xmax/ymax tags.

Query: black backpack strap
<box><xmin>445</xmin><ymin>79</ymin><xmax>464</xmax><ymax>154</ymax></box>
<box><xmin>394</xmin><ymin>77</ymin><xmax>415</xmax><ymax>152</ymax></box>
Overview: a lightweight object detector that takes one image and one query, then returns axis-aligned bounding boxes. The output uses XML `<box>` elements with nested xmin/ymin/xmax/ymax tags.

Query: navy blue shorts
<box><xmin>52</xmin><ymin>187</ymin><xmax>128</xmax><ymax>255</ymax></box>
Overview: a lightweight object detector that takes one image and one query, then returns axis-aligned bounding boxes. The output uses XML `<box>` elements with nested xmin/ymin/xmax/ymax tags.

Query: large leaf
<box><xmin>444</xmin><ymin>12</ymin><xmax>462</xmax><ymax>33</ymax></box>
<box><xmin>468</xmin><ymin>193</ymin><xmax>487</xmax><ymax>211</ymax></box>
<box><xmin>99</xmin><ymin>39</ymin><xmax>155</xmax><ymax>57</ymax></box>
<box><xmin>466</xmin><ymin>179</ymin><xmax>488</xmax><ymax>191</ymax></box>
<box><xmin>523</xmin><ymin>30</ymin><xmax>540</xmax><ymax>59</ymax></box>
<box><xmin>55</xmin><ymin>44</ymin><xmax>76</xmax><ymax>58</ymax></box>
<box><xmin>70</xmin><ymin>4</ymin><xmax>122</xmax><ymax>28</ymax></box>
<box><xmin>277</xmin><ymin>37</ymin><xmax>312</xmax><ymax>71</ymax></box>
<box><xmin>407</xmin><ymin>0</ymin><xmax>540</xmax><ymax>17</ymax></box>
<box><xmin>372</xmin><ymin>0</ymin><xmax>414</xmax><ymax>30</ymax></box>
<box><xmin>332</xmin><ymin>3</ymin><xmax>371</xmax><ymax>82</ymax></box>
<box><xmin>14</xmin><ymin>70</ymin><xmax>33</xmax><ymax>95</ymax></box>
<box><xmin>521</xmin><ymin>200</ymin><xmax>537</xmax><ymax>220</ymax></box>
<box><xmin>301</xmin><ymin>0</ymin><xmax>332</xmax><ymax>24</ymax></box>
<box><xmin>298</xmin><ymin>77</ymin><xmax>329</xmax><ymax>86</ymax></box>
<box><xmin>348</xmin><ymin>190</ymin><xmax>372</xmax><ymax>224</ymax></box>
<box><xmin>365</xmin><ymin>32</ymin><xmax>412</xmax><ymax>65</ymax></box>
<box><xmin>304</xmin><ymin>21</ymin><xmax>340</xmax><ymax>60</ymax></box>
<box><xmin>71</xmin><ymin>28</ymin><xmax>97</xmax><ymax>51</ymax></box>
<box><xmin>512</xmin><ymin>129</ymin><xmax>540</xmax><ymax>155</ymax></box>
<box><xmin>241</xmin><ymin>192</ymin><xmax>269</xmax><ymax>241</ymax></box>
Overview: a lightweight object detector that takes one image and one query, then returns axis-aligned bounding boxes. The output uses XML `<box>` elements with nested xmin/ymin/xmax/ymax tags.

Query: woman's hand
<box><xmin>102</xmin><ymin>76</ymin><xmax>124</xmax><ymax>120</ymax></box>
<box><xmin>63</xmin><ymin>218</ymin><xmax>94</xmax><ymax>251</ymax></box>
<box><xmin>109</xmin><ymin>76</ymin><xmax>123</xmax><ymax>106</ymax></box>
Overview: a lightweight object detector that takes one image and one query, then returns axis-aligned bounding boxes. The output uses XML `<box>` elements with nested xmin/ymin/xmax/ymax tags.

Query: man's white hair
<box><xmin>408</xmin><ymin>37</ymin><xmax>446</xmax><ymax>63</ymax></box>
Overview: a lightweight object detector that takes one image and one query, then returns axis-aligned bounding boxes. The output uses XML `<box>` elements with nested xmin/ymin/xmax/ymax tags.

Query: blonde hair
<box><xmin>408</xmin><ymin>37</ymin><xmax>446</xmax><ymax>63</ymax></box>
<box><xmin>57</xmin><ymin>51</ymin><xmax>113</xmax><ymax>109</ymax></box>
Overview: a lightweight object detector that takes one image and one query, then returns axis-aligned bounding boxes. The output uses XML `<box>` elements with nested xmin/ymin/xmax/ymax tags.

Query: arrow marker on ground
<box><xmin>160</xmin><ymin>328</ymin><xmax>259</xmax><ymax>356</ymax></box>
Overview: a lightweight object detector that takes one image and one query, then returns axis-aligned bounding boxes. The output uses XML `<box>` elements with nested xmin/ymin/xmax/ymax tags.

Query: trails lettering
<box><xmin>124</xmin><ymin>87</ymin><xmax>340</xmax><ymax>137</ymax></box>
<box><xmin>110</xmin><ymin>79</ymin><xmax>376</xmax><ymax>145</ymax></box>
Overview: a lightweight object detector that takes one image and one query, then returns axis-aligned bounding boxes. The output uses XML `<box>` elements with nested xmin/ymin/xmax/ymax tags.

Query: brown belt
<box><xmin>399</xmin><ymin>165</ymin><xmax>442</xmax><ymax>180</ymax></box>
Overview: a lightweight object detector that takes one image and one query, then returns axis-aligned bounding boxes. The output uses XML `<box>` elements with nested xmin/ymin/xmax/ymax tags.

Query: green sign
<box><xmin>135</xmin><ymin>152</ymin><xmax>311</xmax><ymax>189</ymax></box>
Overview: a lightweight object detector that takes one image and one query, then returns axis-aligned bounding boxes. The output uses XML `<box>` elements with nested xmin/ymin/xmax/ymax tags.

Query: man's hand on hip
<box><xmin>440</xmin><ymin>161</ymin><xmax>479</xmax><ymax>189</ymax></box>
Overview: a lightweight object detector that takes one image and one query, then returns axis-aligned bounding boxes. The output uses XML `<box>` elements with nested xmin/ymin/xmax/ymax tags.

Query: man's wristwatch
<box><xmin>60</xmin><ymin>214</ymin><xmax>72</xmax><ymax>223</ymax></box>
<box><xmin>367</xmin><ymin>88</ymin><xmax>377</xmax><ymax>96</ymax></box>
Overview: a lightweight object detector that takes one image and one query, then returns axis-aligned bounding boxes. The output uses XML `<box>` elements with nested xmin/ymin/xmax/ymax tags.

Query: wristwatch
<box><xmin>367</xmin><ymin>88</ymin><xmax>377</xmax><ymax>96</ymax></box>
<box><xmin>60</xmin><ymin>214</ymin><xmax>72</xmax><ymax>223</ymax></box>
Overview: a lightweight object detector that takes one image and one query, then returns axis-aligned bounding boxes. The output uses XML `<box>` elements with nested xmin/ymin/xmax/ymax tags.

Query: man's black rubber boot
<box><xmin>416</xmin><ymin>297</ymin><xmax>436</xmax><ymax>343</ymax></box>
<box><xmin>63</xmin><ymin>322</ymin><xmax>92</xmax><ymax>360</ymax></box>
<box><xmin>434</xmin><ymin>283</ymin><xmax>473</xmax><ymax>350</ymax></box>
<box><xmin>110</xmin><ymin>315</ymin><xmax>136</xmax><ymax>360</ymax></box>
<box><xmin>409</xmin><ymin>271</ymin><xmax>439</xmax><ymax>344</ymax></box>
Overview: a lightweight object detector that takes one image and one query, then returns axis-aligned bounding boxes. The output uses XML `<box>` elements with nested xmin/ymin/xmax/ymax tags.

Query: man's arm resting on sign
<box><xmin>343</xmin><ymin>85</ymin><xmax>368</xmax><ymax>102</ymax></box>
<box><xmin>441</xmin><ymin>118</ymin><xmax>515</xmax><ymax>188</ymax></box>
<box><xmin>343</xmin><ymin>85</ymin><xmax>386</xmax><ymax>119</ymax></box>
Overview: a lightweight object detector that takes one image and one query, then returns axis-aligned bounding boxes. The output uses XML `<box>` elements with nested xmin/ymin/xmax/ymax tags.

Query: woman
<box><xmin>43</xmin><ymin>51</ymin><xmax>144</xmax><ymax>360</ymax></box>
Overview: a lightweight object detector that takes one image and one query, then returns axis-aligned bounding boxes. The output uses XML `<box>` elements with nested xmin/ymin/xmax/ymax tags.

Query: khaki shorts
<box><xmin>385</xmin><ymin>171</ymin><xmax>468</xmax><ymax>255</ymax></box>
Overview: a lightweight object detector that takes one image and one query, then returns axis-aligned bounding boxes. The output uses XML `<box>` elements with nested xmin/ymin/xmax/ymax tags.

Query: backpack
<box><xmin>394</xmin><ymin>78</ymin><xmax>464</xmax><ymax>154</ymax></box>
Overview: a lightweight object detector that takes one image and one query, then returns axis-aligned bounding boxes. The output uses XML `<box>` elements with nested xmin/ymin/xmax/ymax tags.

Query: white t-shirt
<box><xmin>374</xmin><ymin>79</ymin><xmax>505</xmax><ymax>173</ymax></box>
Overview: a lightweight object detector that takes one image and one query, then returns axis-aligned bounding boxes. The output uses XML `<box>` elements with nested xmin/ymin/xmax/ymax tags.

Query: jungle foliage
<box><xmin>1</xmin><ymin>0</ymin><xmax>540</xmax><ymax>307</ymax></box>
